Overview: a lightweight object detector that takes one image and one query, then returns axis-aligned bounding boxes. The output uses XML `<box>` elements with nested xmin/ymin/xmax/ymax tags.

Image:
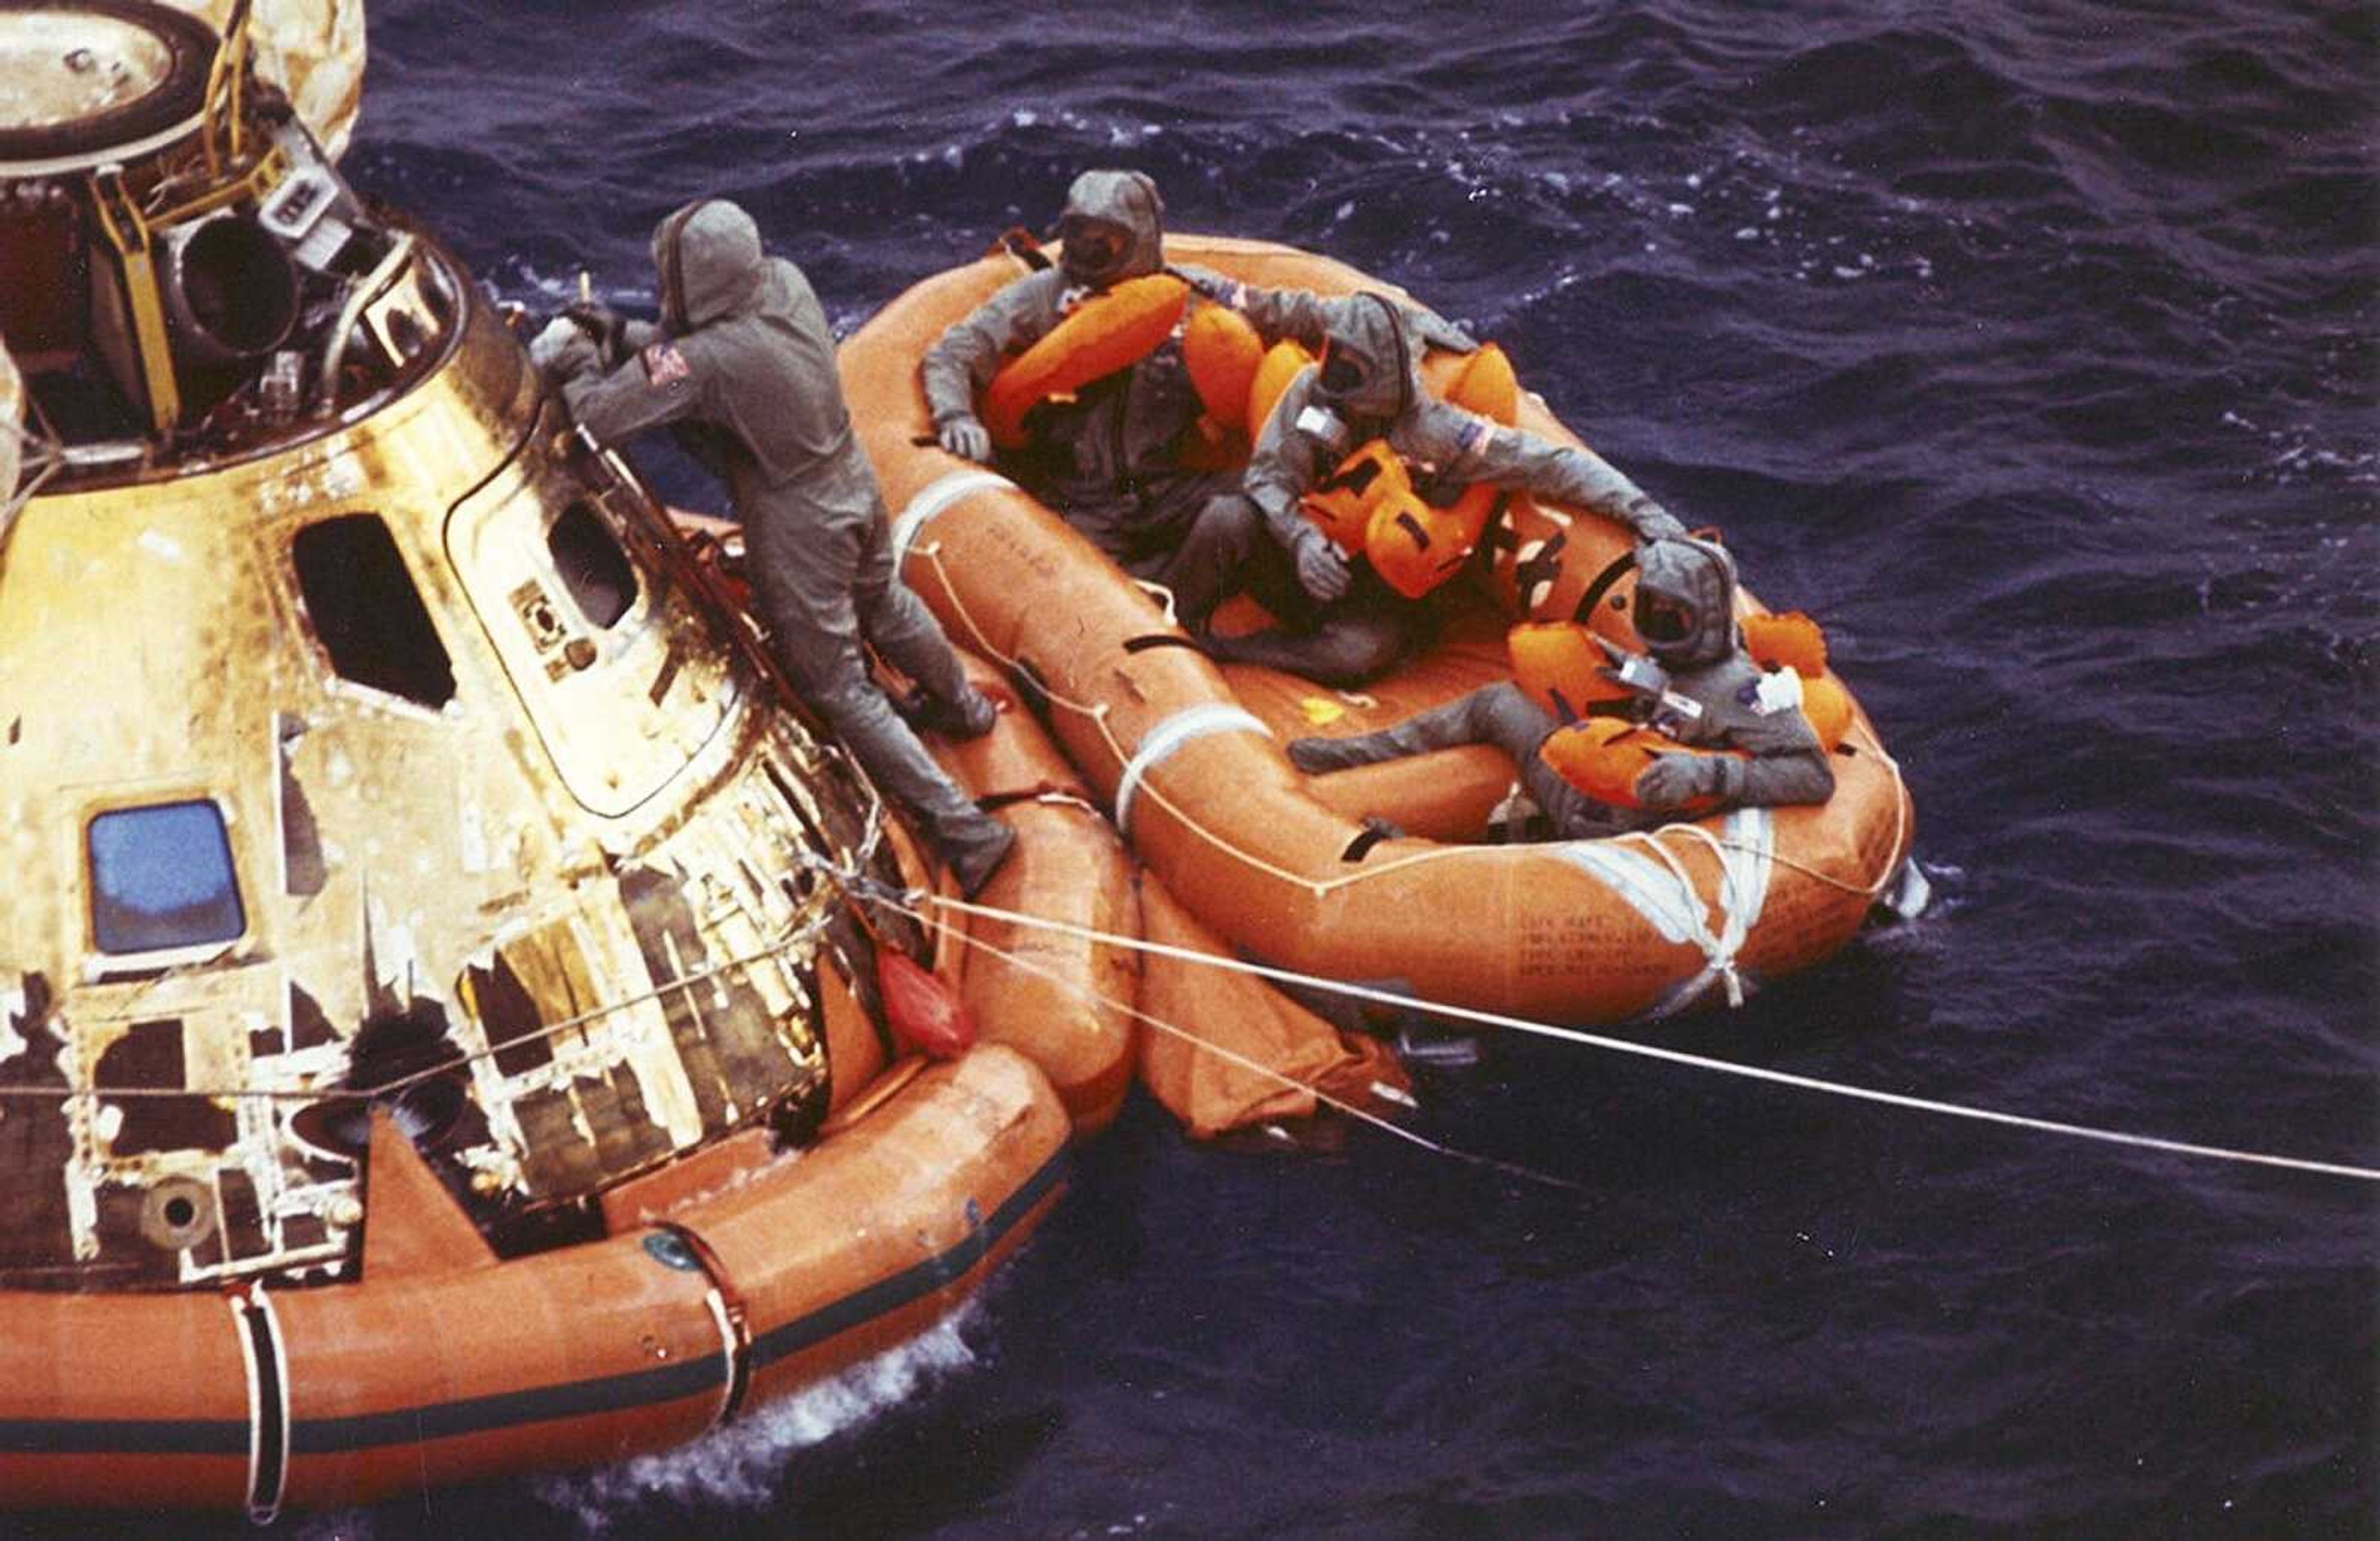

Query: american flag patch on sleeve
<box><xmin>641</xmin><ymin>342</ymin><xmax>691</xmax><ymax>387</ymax></box>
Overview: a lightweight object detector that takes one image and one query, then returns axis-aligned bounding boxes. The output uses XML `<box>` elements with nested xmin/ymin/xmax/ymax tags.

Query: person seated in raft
<box><xmin>922</xmin><ymin>168</ymin><xmax>1470</xmax><ymax>630</ymax></box>
<box><xmin>1285</xmin><ymin>534</ymin><xmax>1836</xmax><ymax>834</ymax></box>
<box><xmin>1194</xmin><ymin>294</ymin><xmax>1696</xmax><ymax>687</ymax></box>
<box><xmin>532</xmin><ymin>198</ymin><xmax>1016</xmax><ymax>897</ymax></box>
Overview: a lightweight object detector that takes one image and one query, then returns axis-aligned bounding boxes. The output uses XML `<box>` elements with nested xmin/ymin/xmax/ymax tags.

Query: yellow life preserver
<box><xmin>1246</xmin><ymin>338</ymin><xmax>1315</xmax><ymax>440</ymax></box>
<box><xmin>984</xmin><ymin>273</ymin><xmax>1190</xmax><ymax>448</ymax></box>
<box><xmin>1183</xmin><ymin>302</ymin><xmax>1264</xmax><ymax>431</ymax></box>
<box><xmin>1366</xmin><ymin>488</ymin><xmax>1489</xmax><ymax>599</ymax></box>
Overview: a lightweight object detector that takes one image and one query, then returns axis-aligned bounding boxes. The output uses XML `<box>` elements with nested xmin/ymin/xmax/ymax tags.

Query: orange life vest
<box><xmin>983</xmin><ymin>273</ymin><xmax>1191</xmax><ymax>448</ymax></box>
<box><xmin>1528</xmin><ymin>610</ymin><xmax>1850</xmax><ymax>811</ymax></box>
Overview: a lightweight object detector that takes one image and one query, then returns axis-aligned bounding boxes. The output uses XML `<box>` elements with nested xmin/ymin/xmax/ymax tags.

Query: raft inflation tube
<box><xmin>844</xmin><ymin>236</ymin><xmax>1915</xmax><ymax>1025</ymax></box>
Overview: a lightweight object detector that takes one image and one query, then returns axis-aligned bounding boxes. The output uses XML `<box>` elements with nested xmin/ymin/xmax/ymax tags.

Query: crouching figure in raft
<box><xmin>1194</xmin><ymin>293</ymin><xmax>1692</xmax><ymax>686</ymax></box>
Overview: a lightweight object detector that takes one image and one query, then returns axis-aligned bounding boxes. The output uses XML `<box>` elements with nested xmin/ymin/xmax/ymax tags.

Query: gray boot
<box><xmin>943</xmin><ymin>818</ymin><xmax>1017</xmax><ymax>899</ymax></box>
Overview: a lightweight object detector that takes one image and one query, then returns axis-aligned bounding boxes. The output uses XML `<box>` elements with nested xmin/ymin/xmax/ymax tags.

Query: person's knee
<box><xmin>1331</xmin><ymin>616</ymin><xmax>1410</xmax><ymax>682</ymax></box>
<box><xmin>1477</xmin><ymin>681</ymin><xmax>1532</xmax><ymax>718</ymax></box>
<box><xmin>1474</xmin><ymin>681</ymin><xmax>1554</xmax><ymax>754</ymax></box>
<box><xmin>1197</xmin><ymin>492</ymin><xmax>1260</xmax><ymax>542</ymax></box>
<box><xmin>776</xmin><ymin>634</ymin><xmax>873</xmax><ymax>708</ymax></box>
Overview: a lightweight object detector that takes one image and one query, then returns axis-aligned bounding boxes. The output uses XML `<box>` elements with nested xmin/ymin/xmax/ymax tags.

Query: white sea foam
<box><xmin>533</xmin><ymin>1308</ymin><xmax>979</xmax><ymax>1531</ymax></box>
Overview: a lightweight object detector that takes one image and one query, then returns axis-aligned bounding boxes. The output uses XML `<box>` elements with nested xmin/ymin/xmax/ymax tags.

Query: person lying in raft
<box><xmin>921</xmin><ymin>168</ymin><xmax>1468</xmax><ymax>630</ymax></box>
<box><xmin>1284</xmin><ymin>534</ymin><xmax>1836</xmax><ymax>834</ymax></box>
<box><xmin>533</xmin><ymin>198</ymin><xmax>1016</xmax><ymax>897</ymax></box>
<box><xmin>1194</xmin><ymin>294</ymin><xmax>1695</xmax><ymax>687</ymax></box>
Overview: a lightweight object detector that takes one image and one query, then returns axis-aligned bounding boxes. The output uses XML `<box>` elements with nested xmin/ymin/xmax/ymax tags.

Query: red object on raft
<box><xmin>881</xmin><ymin>948</ymin><xmax>977</xmax><ymax>1060</ymax></box>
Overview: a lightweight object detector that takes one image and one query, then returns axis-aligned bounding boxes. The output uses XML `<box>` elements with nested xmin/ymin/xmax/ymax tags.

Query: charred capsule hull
<box><xmin>0</xmin><ymin>7</ymin><xmax>1103</xmax><ymax>1516</ymax></box>
<box><xmin>0</xmin><ymin>251</ymin><xmax>935</xmax><ymax>1287</ymax></box>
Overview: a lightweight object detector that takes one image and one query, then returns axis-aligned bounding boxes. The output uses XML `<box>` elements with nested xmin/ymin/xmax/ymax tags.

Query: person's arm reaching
<box><xmin>919</xmin><ymin>273</ymin><xmax>1062</xmax><ymax>461</ymax></box>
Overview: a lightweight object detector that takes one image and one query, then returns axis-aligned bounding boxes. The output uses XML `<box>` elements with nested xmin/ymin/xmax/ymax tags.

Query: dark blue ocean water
<box><xmin>70</xmin><ymin>2</ymin><xmax>2380</xmax><ymax>1535</ymax></box>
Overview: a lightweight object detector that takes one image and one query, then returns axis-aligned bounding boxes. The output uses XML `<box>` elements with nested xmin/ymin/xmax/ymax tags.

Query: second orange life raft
<box><xmin>842</xmin><ymin>236</ymin><xmax>1916</xmax><ymax>1024</ymax></box>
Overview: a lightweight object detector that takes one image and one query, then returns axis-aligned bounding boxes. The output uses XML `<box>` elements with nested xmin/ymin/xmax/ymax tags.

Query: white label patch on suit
<box><xmin>1750</xmin><ymin>668</ymin><xmax>1805</xmax><ymax>717</ymax></box>
<box><xmin>1293</xmin><ymin>404</ymin><xmax>1349</xmax><ymax>451</ymax></box>
<box><xmin>642</xmin><ymin>342</ymin><xmax>691</xmax><ymax>387</ymax></box>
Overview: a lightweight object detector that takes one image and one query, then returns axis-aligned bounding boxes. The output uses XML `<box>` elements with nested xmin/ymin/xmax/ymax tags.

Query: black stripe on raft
<box><xmin>752</xmin><ymin>1146</ymin><xmax>1069</xmax><ymax>1369</ymax></box>
<box><xmin>286</xmin><ymin>1345</ymin><xmax>727</xmax><ymax>1454</ymax></box>
<box><xmin>1569</xmin><ymin>550</ymin><xmax>1638</xmax><ymax>625</ymax></box>
<box><xmin>4</xmin><ymin>1146</ymin><xmax>1069</xmax><ymax>1459</ymax></box>
<box><xmin>0</xmin><ymin>1418</ymin><xmax>250</xmax><ymax>1457</ymax></box>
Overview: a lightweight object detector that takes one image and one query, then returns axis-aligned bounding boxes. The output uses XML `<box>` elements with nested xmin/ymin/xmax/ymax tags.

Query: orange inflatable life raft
<box><xmin>847</xmin><ymin>235</ymin><xmax>1915</xmax><ymax>1028</ymax></box>
<box><xmin>983</xmin><ymin>272</ymin><xmax>1189</xmax><ymax>448</ymax></box>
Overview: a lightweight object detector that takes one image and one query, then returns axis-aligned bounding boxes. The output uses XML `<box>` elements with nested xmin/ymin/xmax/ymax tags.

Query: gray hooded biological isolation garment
<box><xmin>1621</xmin><ymin>534</ymin><xmax>1836</xmax><ymax>810</ymax></box>
<box><xmin>1285</xmin><ymin>534</ymin><xmax>1833</xmax><ymax>837</ymax></box>
<box><xmin>1246</xmin><ymin>292</ymin><xmax>1691</xmax><ymax>562</ymax></box>
<box><xmin>555</xmin><ymin>198</ymin><xmax>1013</xmax><ymax>890</ymax></box>
<box><xmin>1199</xmin><ymin>293</ymin><xmax>1695</xmax><ymax>687</ymax></box>
<box><xmin>921</xmin><ymin>169</ymin><xmax>1364</xmax><ymax>570</ymax></box>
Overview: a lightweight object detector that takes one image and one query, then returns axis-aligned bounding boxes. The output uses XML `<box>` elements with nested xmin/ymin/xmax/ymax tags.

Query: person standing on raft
<box><xmin>1196</xmin><ymin>294</ymin><xmax>1697</xmax><ymax>686</ymax></box>
<box><xmin>1286</xmin><ymin>534</ymin><xmax>1836</xmax><ymax>834</ymax></box>
<box><xmin>922</xmin><ymin>168</ymin><xmax>1468</xmax><ymax>630</ymax></box>
<box><xmin>536</xmin><ymin>197</ymin><xmax>1017</xmax><ymax>897</ymax></box>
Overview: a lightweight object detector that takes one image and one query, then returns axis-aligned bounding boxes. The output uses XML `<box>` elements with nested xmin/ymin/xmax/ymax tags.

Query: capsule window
<box><xmin>88</xmin><ymin>800</ymin><xmax>246</xmax><ymax>955</ymax></box>
<box><xmin>547</xmin><ymin>501</ymin><xmax>637</xmax><ymax>630</ymax></box>
<box><xmin>292</xmin><ymin>514</ymin><xmax>456</xmax><ymax>706</ymax></box>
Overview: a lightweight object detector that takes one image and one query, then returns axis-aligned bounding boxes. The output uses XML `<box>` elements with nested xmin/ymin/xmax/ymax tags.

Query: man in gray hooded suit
<box><xmin>922</xmin><ymin>169</ymin><xmax>1470</xmax><ymax>630</ymax></box>
<box><xmin>537</xmin><ymin>198</ymin><xmax>1015</xmax><ymax>896</ymax></box>
<box><xmin>1204</xmin><ymin>292</ymin><xmax>1696</xmax><ymax>686</ymax></box>
<box><xmin>1284</xmin><ymin>534</ymin><xmax>1835</xmax><ymax>836</ymax></box>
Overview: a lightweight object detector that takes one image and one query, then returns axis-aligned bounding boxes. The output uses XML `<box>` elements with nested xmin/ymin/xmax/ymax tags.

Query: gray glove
<box><xmin>562</xmin><ymin>301</ymin><xmax>628</xmax><ymax>369</ymax></box>
<box><xmin>938</xmin><ymin>415</ymin><xmax>993</xmax><ymax>463</ymax></box>
<box><xmin>1290</xmin><ymin>524</ymin><xmax>1351</xmax><ymax>604</ymax></box>
<box><xmin>1413</xmin><ymin>309</ymin><xmax>1479</xmax><ymax>353</ymax></box>
<box><xmin>1631</xmin><ymin>502</ymin><xmax>1690</xmax><ymax>545</ymax></box>
<box><xmin>529</xmin><ymin>316</ymin><xmax>602</xmax><ymax>383</ymax></box>
<box><xmin>1633</xmin><ymin>752</ymin><xmax>1740</xmax><ymax>811</ymax></box>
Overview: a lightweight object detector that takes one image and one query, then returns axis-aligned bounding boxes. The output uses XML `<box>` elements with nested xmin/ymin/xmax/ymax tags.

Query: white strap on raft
<box><xmin>1558</xmin><ymin>807</ymin><xmax>1776</xmax><ymax>1015</ymax></box>
<box><xmin>894</xmin><ymin>469</ymin><xmax>1016</xmax><ymax>567</ymax></box>
<box><xmin>1113</xmin><ymin>704</ymin><xmax>1271</xmax><ymax>837</ymax></box>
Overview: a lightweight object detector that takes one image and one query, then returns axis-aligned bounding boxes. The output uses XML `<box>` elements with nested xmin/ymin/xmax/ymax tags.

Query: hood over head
<box><xmin>1633</xmin><ymin>534</ymin><xmax>1739</xmax><ymax>668</ymax></box>
<box><xmin>652</xmin><ymin>198</ymin><xmax>769</xmax><ymax>332</ymax></box>
<box><xmin>1054</xmin><ymin>169</ymin><xmax>1165</xmax><ymax>287</ymax></box>
<box><xmin>1315</xmin><ymin>292</ymin><xmax>1419</xmax><ymax>420</ymax></box>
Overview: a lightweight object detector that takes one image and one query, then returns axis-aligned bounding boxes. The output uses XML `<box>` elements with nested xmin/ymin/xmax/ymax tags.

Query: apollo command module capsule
<box><xmin>0</xmin><ymin>1</ymin><xmax>1091</xmax><ymax>1514</ymax></box>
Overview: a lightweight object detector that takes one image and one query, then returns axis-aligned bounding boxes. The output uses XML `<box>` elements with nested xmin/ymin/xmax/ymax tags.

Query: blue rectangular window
<box><xmin>88</xmin><ymin>800</ymin><xmax>246</xmax><ymax>955</ymax></box>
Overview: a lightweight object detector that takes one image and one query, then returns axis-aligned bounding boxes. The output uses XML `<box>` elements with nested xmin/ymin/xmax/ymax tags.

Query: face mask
<box><xmin>1634</xmin><ymin>589</ymin><xmax>1695</xmax><ymax>645</ymax></box>
<box><xmin>1316</xmin><ymin>342</ymin><xmax>1368</xmax><ymax>402</ymax></box>
<box><xmin>1058</xmin><ymin>218</ymin><xmax>1130</xmax><ymax>281</ymax></box>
